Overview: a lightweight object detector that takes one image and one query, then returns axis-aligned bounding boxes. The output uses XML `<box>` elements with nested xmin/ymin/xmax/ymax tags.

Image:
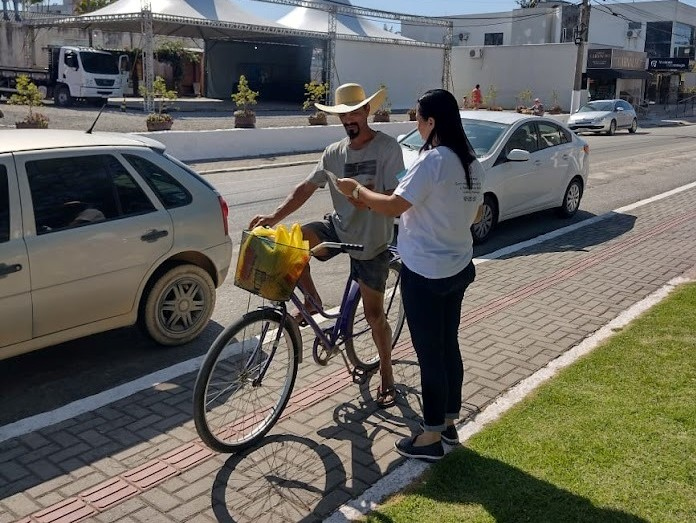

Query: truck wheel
<box><xmin>54</xmin><ymin>86</ymin><xmax>72</xmax><ymax>107</ymax></box>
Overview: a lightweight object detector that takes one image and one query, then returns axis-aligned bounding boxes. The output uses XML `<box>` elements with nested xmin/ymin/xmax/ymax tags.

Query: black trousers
<box><xmin>400</xmin><ymin>261</ymin><xmax>476</xmax><ymax>432</ymax></box>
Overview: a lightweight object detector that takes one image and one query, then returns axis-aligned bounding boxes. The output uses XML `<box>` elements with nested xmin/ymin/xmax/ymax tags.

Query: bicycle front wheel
<box><xmin>345</xmin><ymin>258</ymin><xmax>404</xmax><ymax>371</ymax></box>
<box><xmin>193</xmin><ymin>309</ymin><xmax>300</xmax><ymax>453</ymax></box>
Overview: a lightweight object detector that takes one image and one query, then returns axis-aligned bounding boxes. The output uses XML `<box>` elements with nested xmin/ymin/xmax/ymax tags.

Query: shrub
<box><xmin>231</xmin><ymin>75</ymin><xmax>259</xmax><ymax>117</ymax></box>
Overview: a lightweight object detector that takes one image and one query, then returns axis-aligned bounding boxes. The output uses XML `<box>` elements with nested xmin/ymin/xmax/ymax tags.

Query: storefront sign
<box><xmin>587</xmin><ymin>49</ymin><xmax>612</xmax><ymax>68</ymax></box>
<box><xmin>588</xmin><ymin>48</ymin><xmax>647</xmax><ymax>70</ymax></box>
<box><xmin>647</xmin><ymin>57</ymin><xmax>690</xmax><ymax>70</ymax></box>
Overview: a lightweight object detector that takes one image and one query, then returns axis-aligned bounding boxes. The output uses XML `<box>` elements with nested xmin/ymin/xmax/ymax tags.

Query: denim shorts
<box><xmin>304</xmin><ymin>217</ymin><xmax>390</xmax><ymax>293</ymax></box>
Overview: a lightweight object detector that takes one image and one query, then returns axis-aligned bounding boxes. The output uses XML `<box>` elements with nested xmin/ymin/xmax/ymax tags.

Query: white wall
<box><xmin>334</xmin><ymin>40</ymin><xmax>444</xmax><ymax>110</ymax></box>
<box><xmin>588</xmin><ymin>7</ymin><xmax>646</xmax><ymax>52</ymax></box>
<box><xmin>136</xmin><ymin>121</ymin><xmax>417</xmax><ymax>162</ymax></box>
<box><xmin>451</xmin><ymin>43</ymin><xmax>579</xmax><ymax>110</ymax></box>
<box><xmin>402</xmin><ymin>12</ymin><xmax>512</xmax><ymax>47</ymax></box>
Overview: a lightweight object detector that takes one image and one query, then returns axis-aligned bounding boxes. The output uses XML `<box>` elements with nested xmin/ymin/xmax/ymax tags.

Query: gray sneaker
<box><xmin>419</xmin><ymin>422</ymin><xmax>459</xmax><ymax>445</ymax></box>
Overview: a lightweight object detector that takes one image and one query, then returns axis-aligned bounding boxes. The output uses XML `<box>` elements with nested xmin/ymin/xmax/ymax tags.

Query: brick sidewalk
<box><xmin>1</xmin><ymin>186</ymin><xmax>696</xmax><ymax>523</ymax></box>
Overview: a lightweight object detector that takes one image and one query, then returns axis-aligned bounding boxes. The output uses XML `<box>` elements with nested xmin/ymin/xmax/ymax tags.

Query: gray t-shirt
<box><xmin>306</xmin><ymin>131</ymin><xmax>403</xmax><ymax>260</ymax></box>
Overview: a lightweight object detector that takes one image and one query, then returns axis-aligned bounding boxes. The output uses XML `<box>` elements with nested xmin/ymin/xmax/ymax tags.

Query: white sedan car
<box><xmin>567</xmin><ymin>99</ymin><xmax>638</xmax><ymax>135</ymax></box>
<box><xmin>398</xmin><ymin>111</ymin><xmax>590</xmax><ymax>243</ymax></box>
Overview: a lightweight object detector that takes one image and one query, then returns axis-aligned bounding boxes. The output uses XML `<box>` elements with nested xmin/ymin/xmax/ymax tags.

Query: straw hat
<box><xmin>315</xmin><ymin>83</ymin><xmax>387</xmax><ymax>115</ymax></box>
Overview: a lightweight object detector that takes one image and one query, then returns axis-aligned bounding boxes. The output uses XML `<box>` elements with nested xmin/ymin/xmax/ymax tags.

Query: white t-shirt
<box><xmin>394</xmin><ymin>146</ymin><xmax>484</xmax><ymax>279</ymax></box>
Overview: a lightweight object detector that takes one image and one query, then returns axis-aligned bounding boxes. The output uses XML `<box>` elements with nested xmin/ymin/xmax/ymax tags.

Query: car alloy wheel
<box><xmin>629</xmin><ymin>118</ymin><xmax>637</xmax><ymax>134</ymax></box>
<box><xmin>142</xmin><ymin>264</ymin><xmax>216</xmax><ymax>345</ymax></box>
<box><xmin>606</xmin><ymin>120</ymin><xmax>616</xmax><ymax>136</ymax></box>
<box><xmin>471</xmin><ymin>194</ymin><xmax>497</xmax><ymax>244</ymax></box>
<box><xmin>557</xmin><ymin>178</ymin><xmax>583</xmax><ymax>218</ymax></box>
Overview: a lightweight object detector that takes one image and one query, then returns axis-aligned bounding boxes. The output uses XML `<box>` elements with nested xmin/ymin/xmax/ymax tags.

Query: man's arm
<box><xmin>248</xmin><ymin>180</ymin><xmax>318</xmax><ymax>229</ymax></box>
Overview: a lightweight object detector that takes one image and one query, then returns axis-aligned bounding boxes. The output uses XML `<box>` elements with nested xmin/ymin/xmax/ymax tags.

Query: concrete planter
<box><xmin>234</xmin><ymin>113</ymin><xmax>256</xmax><ymax>128</ymax></box>
<box><xmin>15</xmin><ymin>121</ymin><xmax>48</xmax><ymax>129</ymax></box>
<box><xmin>308</xmin><ymin>113</ymin><xmax>327</xmax><ymax>126</ymax></box>
<box><xmin>146</xmin><ymin>120</ymin><xmax>173</xmax><ymax>131</ymax></box>
<box><xmin>373</xmin><ymin>112</ymin><xmax>391</xmax><ymax>123</ymax></box>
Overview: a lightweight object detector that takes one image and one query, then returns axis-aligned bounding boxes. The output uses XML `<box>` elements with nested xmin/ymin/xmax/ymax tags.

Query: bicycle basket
<box><xmin>234</xmin><ymin>230</ymin><xmax>311</xmax><ymax>301</ymax></box>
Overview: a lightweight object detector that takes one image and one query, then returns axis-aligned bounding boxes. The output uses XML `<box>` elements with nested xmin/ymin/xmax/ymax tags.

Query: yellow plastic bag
<box><xmin>234</xmin><ymin>224</ymin><xmax>310</xmax><ymax>301</ymax></box>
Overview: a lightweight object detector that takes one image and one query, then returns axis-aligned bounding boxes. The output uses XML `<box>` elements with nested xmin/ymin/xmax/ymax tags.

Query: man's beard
<box><xmin>344</xmin><ymin>123</ymin><xmax>360</xmax><ymax>139</ymax></box>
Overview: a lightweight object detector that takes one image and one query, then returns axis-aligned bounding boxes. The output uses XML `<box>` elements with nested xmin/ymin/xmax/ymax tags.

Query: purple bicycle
<box><xmin>193</xmin><ymin>235</ymin><xmax>404</xmax><ymax>453</ymax></box>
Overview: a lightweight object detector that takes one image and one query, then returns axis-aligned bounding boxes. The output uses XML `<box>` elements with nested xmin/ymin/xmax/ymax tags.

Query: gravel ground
<box><xmin>0</xmin><ymin>100</ymin><xmax>413</xmax><ymax>133</ymax></box>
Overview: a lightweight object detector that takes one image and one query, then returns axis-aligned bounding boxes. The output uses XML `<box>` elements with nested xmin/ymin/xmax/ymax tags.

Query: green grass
<box><xmin>365</xmin><ymin>283</ymin><xmax>696</xmax><ymax>523</ymax></box>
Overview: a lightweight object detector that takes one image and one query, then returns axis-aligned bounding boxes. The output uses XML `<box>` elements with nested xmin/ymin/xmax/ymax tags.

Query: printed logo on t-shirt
<box><xmin>344</xmin><ymin>160</ymin><xmax>377</xmax><ymax>179</ymax></box>
<box><xmin>456</xmin><ymin>178</ymin><xmax>482</xmax><ymax>202</ymax></box>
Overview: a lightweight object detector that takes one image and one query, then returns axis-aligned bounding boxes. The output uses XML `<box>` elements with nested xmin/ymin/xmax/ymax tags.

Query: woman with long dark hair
<box><xmin>337</xmin><ymin>89</ymin><xmax>484</xmax><ymax>461</ymax></box>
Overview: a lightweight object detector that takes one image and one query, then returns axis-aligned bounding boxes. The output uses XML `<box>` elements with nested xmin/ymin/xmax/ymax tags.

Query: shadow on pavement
<box><xmin>211</xmin><ymin>434</ymin><xmax>346</xmax><ymax>523</ymax></box>
<box><xmin>366</xmin><ymin>447</ymin><xmax>648</xmax><ymax>522</ymax></box>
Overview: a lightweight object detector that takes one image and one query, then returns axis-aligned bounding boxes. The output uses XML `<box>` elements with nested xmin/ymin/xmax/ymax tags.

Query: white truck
<box><xmin>0</xmin><ymin>45</ymin><xmax>128</xmax><ymax>106</ymax></box>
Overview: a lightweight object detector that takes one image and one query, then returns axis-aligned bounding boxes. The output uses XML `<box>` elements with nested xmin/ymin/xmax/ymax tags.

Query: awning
<box><xmin>587</xmin><ymin>68</ymin><xmax>652</xmax><ymax>80</ymax></box>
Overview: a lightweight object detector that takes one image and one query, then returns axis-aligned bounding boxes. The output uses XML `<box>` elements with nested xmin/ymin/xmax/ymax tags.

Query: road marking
<box><xmin>325</xmin><ymin>273</ymin><xmax>694</xmax><ymax>522</ymax></box>
<box><xmin>1</xmin><ymin>180</ymin><xmax>695</xmax><ymax>444</ymax></box>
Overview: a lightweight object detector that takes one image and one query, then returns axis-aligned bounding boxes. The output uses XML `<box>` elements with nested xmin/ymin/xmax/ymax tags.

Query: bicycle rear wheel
<box><xmin>345</xmin><ymin>258</ymin><xmax>404</xmax><ymax>371</ymax></box>
<box><xmin>193</xmin><ymin>308</ymin><xmax>300</xmax><ymax>453</ymax></box>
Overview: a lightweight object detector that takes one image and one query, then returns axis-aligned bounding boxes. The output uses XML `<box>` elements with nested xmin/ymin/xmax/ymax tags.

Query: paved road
<box><xmin>1</xmin><ymin>123</ymin><xmax>696</xmax><ymax>523</ymax></box>
<box><xmin>2</xmin><ymin>125</ymin><xmax>696</xmax><ymax>427</ymax></box>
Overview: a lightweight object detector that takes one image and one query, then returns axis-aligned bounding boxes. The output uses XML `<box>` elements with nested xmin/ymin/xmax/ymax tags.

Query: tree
<box><xmin>516</xmin><ymin>0</ymin><xmax>540</xmax><ymax>7</ymax></box>
<box><xmin>155</xmin><ymin>40</ymin><xmax>201</xmax><ymax>93</ymax></box>
<box><xmin>74</xmin><ymin>0</ymin><xmax>113</xmax><ymax>15</ymax></box>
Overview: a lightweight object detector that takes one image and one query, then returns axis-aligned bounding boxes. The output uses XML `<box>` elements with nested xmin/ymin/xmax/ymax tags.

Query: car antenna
<box><xmin>86</xmin><ymin>102</ymin><xmax>107</xmax><ymax>134</ymax></box>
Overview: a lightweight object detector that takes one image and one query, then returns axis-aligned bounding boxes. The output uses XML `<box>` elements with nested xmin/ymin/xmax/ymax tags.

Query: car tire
<box><xmin>628</xmin><ymin>118</ymin><xmax>637</xmax><ymax>134</ymax></box>
<box><xmin>54</xmin><ymin>85</ymin><xmax>72</xmax><ymax>107</ymax></box>
<box><xmin>141</xmin><ymin>264</ymin><xmax>216</xmax><ymax>346</ymax></box>
<box><xmin>557</xmin><ymin>178</ymin><xmax>583</xmax><ymax>218</ymax></box>
<box><xmin>471</xmin><ymin>194</ymin><xmax>498</xmax><ymax>244</ymax></box>
<box><xmin>606</xmin><ymin>120</ymin><xmax>616</xmax><ymax>136</ymax></box>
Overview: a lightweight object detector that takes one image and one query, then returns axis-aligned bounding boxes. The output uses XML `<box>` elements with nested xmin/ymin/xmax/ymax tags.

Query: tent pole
<box><xmin>141</xmin><ymin>1</ymin><xmax>154</xmax><ymax>112</ymax></box>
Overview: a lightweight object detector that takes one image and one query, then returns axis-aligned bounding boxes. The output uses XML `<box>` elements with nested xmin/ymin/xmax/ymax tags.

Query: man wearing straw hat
<box><xmin>249</xmin><ymin>82</ymin><xmax>404</xmax><ymax>408</ymax></box>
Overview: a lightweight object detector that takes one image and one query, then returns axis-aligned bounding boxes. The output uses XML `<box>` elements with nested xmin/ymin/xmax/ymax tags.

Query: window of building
<box><xmin>25</xmin><ymin>155</ymin><xmax>155</xmax><ymax>235</ymax></box>
<box><xmin>484</xmin><ymin>33</ymin><xmax>504</xmax><ymax>46</ymax></box>
<box><xmin>124</xmin><ymin>154</ymin><xmax>192</xmax><ymax>209</ymax></box>
<box><xmin>645</xmin><ymin>21</ymin><xmax>673</xmax><ymax>58</ymax></box>
<box><xmin>0</xmin><ymin>166</ymin><xmax>9</xmax><ymax>243</ymax></box>
<box><xmin>673</xmin><ymin>22</ymin><xmax>695</xmax><ymax>59</ymax></box>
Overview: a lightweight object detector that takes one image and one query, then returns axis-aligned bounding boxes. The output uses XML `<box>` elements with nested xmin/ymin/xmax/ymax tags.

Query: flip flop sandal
<box><xmin>375</xmin><ymin>385</ymin><xmax>397</xmax><ymax>408</ymax></box>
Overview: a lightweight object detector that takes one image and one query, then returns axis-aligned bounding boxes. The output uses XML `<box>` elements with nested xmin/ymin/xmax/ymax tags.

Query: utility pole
<box><xmin>571</xmin><ymin>0</ymin><xmax>591</xmax><ymax>113</ymax></box>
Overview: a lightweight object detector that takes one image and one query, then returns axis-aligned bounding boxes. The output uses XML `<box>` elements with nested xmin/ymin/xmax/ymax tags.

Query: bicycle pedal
<box><xmin>351</xmin><ymin>366</ymin><xmax>368</xmax><ymax>385</ymax></box>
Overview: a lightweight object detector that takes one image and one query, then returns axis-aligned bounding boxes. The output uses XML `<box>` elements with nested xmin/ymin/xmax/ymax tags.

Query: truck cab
<box><xmin>50</xmin><ymin>46</ymin><xmax>125</xmax><ymax>107</ymax></box>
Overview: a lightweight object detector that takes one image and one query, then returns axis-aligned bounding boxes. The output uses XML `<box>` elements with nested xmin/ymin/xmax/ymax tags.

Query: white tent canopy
<box><xmin>278</xmin><ymin>0</ymin><xmax>410</xmax><ymax>40</ymax></box>
<box><xmin>86</xmin><ymin>0</ymin><xmax>284</xmax><ymax>28</ymax></box>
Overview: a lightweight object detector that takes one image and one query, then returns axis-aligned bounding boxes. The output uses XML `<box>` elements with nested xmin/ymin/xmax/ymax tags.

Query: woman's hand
<box><xmin>336</xmin><ymin>177</ymin><xmax>359</xmax><ymax>197</ymax></box>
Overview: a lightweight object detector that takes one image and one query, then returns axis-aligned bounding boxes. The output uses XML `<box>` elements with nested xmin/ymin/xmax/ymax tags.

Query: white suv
<box><xmin>0</xmin><ymin>130</ymin><xmax>232</xmax><ymax>360</ymax></box>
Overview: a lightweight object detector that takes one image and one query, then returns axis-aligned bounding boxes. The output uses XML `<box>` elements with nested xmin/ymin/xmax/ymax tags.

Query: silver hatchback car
<box><xmin>0</xmin><ymin>130</ymin><xmax>232</xmax><ymax>360</ymax></box>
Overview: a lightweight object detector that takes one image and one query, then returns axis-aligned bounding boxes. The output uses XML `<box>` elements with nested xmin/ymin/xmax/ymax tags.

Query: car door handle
<box><xmin>141</xmin><ymin>229</ymin><xmax>169</xmax><ymax>242</ymax></box>
<box><xmin>533</xmin><ymin>160</ymin><xmax>543</xmax><ymax>166</ymax></box>
<box><xmin>0</xmin><ymin>263</ymin><xmax>22</xmax><ymax>276</ymax></box>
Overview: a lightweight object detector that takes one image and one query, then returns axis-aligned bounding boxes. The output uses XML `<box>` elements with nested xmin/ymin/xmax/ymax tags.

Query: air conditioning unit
<box><xmin>626</xmin><ymin>29</ymin><xmax>641</xmax><ymax>38</ymax></box>
<box><xmin>469</xmin><ymin>48</ymin><xmax>483</xmax><ymax>59</ymax></box>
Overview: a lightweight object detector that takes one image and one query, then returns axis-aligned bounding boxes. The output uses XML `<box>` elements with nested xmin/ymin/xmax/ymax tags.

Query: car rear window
<box><xmin>0</xmin><ymin>166</ymin><xmax>8</xmax><ymax>243</ymax></box>
<box><xmin>124</xmin><ymin>154</ymin><xmax>193</xmax><ymax>209</ymax></box>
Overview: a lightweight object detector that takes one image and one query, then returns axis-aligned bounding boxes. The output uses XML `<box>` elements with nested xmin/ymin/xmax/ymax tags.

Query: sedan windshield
<box><xmin>399</xmin><ymin>119</ymin><xmax>509</xmax><ymax>157</ymax></box>
<box><xmin>79</xmin><ymin>52</ymin><xmax>119</xmax><ymax>75</ymax></box>
<box><xmin>578</xmin><ymin>101</ymin><xmax>614</xmax><ymax>112</ymax></box>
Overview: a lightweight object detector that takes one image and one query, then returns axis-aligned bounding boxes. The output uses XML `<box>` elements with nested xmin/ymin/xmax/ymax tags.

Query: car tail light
<box><xmin>218</xmin><ymin>195</ymin><xmax>229</xmax><ymax>236</ymax></box>
<box><xmin>583</xmin><ymin>144</ymin><xmax>590</xmax><ymax>154</ymax></box>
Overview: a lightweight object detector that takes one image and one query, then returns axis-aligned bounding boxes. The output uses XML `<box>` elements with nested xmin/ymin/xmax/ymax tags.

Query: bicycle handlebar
<box><xmin>311</xmin><ymin>241</ymin><xmax>364</xmax><ymax>255</ymax></box>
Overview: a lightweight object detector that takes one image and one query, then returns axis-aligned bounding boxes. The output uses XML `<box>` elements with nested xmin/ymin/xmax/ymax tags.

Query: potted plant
<box><xmin>232</xmin><ymin>74</ymin><xmax>259</xmax><ymax>128</ymax></box>
<box><xmin>372</xmin><ymin>84</ymin><xmax>391</xmax><ymax>123</ymax></box>
<box><xmin>548</xmin><ymin>89</ymin><xmax>563</xmax><ymax>114</ymax></box>
<box><xmin>486</xmin><ymin>84</ymin><xmax>503</xmax><ymax>111</ymax></box>
<box><xmin>516</xmin><ymin>88</ymin><xmax>533</xmax><ymax>114</ymax></box>
<box><xmin>303</xmin><ymin>80</ymin><xmax>329</xmax><ymax>125</ymax></box>
<box><xmin>140</xmin><ymin>76</ymin><xmax>177</xmax><ymax>131</ymax></box>
<box><xmin>407</xmin><ymin>107</ymin><xmax>417</xmax><ymax>121</ymax></box>
<box><xmin>9</xmin><ymin>75</ymin><xmax>49</xmax><ymax>129</ymax></box>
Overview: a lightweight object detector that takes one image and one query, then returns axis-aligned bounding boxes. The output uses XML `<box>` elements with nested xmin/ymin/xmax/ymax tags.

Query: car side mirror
<box><xmin>616</xmin><ymin>107</ymin><xmax>623</xmax><ymax>112</ymax></box>
<box><xmin>397</xmin><ymin>134</ymin><xmax>406</xmax><ymax>142</ymax></box>
<box><xmin>507</xmin><ymin>149</ymin><xmax>530</xmax><ymax>162</ymax></box>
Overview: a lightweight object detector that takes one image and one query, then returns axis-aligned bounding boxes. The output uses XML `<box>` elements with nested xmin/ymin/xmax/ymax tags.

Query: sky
<box><xmin>237</xmin><ymin>0</ymin><xmax>696</xmax><ymax>21</ymax></box>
